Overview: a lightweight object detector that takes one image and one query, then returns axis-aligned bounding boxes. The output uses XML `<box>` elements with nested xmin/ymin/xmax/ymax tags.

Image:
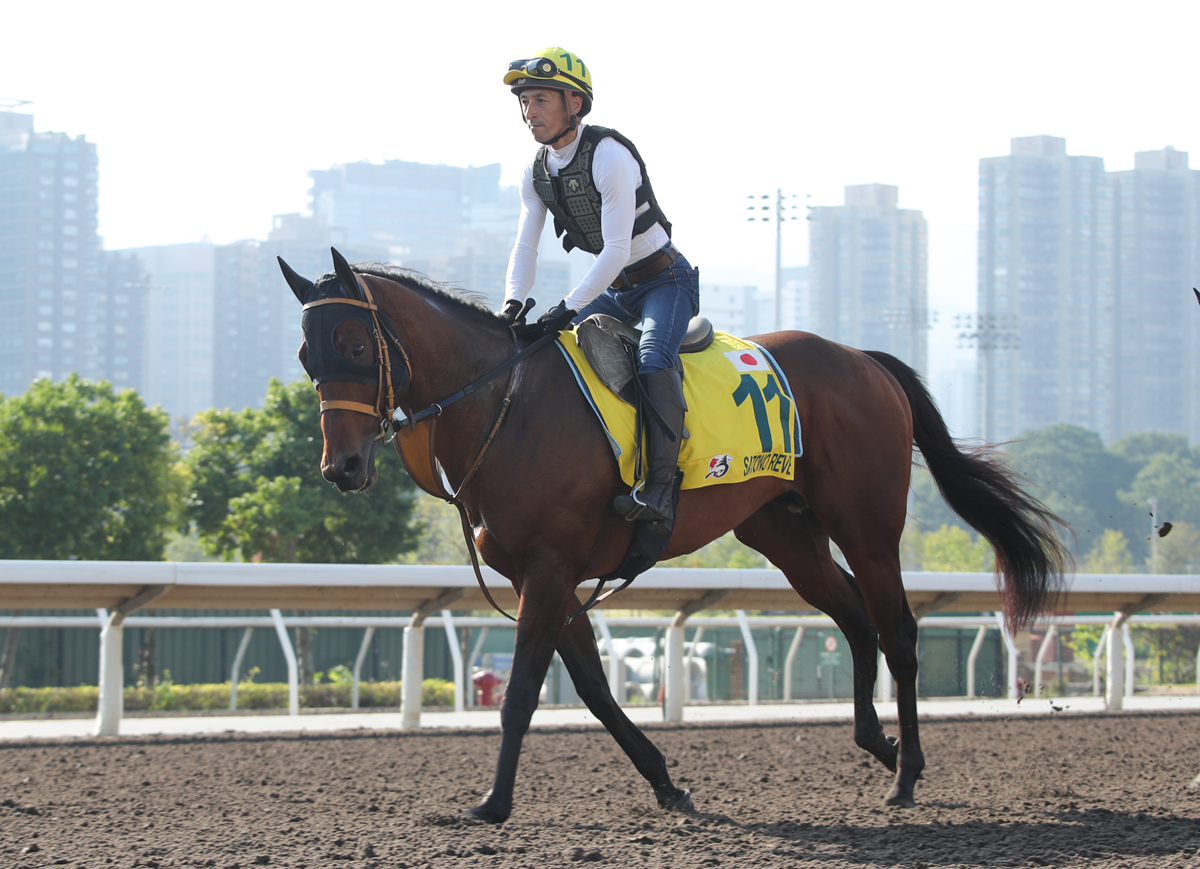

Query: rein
<box><xmin>305</xmin><ymin>273</ymin><xmax>561</xmax><ymax>622</ymax></box>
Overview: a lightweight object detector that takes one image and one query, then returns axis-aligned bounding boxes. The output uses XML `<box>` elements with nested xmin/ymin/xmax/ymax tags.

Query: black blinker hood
<box><xmin>301</xmin><ymin>302</ymin><xmax>382</xmax><ymax>388</ymax></box>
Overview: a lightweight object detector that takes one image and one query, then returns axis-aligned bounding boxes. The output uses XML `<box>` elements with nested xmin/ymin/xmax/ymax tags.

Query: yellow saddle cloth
<box><xmin>557</xmin><ymin>329</ymin><xmax>802</xmax><ymax>490</ymax></box>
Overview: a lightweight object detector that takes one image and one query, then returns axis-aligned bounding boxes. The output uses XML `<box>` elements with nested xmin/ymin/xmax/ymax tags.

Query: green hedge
<box><xmin>0</xmin><ymin>679</ymin><xmax>456</xmax><ymax>715</ymax></box>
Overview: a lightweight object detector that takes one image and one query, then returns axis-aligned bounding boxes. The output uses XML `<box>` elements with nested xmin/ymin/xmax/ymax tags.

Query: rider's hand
<box><xmin>513</xmin><ymin>300</ymin><xmax>576</xmax><ymax>340</ymax></box>
<box><xmin>500</xmin><ymin>299</ymin><xmax>527</xmax><ymax>325</ymax></box>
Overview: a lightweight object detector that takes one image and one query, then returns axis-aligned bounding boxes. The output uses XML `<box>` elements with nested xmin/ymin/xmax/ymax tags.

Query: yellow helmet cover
<box><xmin>504</xmin><ymin>47</ymin><xmax>593</xmax><ymax>115</ymax></box>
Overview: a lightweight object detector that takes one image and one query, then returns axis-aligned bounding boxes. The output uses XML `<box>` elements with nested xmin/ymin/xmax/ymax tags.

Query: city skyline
<box><xmin>7</xmin><ymin>104</ymin><xmax>1199</xmax><ymax>443</ymax></box>
<box><xmin>4</xmin><ymin>0</ymin><xmax>1198</xmax><ymax>391</ymax></box>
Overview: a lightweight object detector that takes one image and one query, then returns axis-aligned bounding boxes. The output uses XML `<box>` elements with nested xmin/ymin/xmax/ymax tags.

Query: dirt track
<box><xmin>2</xmin><ymin>712</ymin><xmax>1199</xmax><ymax>868</ymax></box>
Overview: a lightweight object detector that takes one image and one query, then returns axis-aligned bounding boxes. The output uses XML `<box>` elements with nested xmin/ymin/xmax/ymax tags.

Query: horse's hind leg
<box><xmin>734</xmin><ymin>501</ymin><xmax>898</xmax><ymax>771</ymax></box>
<box><xmin>556</xmin><ymin>603</ymin><xmax>693</xmax><ymax>812</ymax></box>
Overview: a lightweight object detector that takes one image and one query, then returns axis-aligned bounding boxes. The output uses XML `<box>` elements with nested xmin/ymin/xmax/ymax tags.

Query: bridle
<box><xmin>302</xmin><ymin>271</ymin><xmax>560</xmax><ymax>620</ymax></box>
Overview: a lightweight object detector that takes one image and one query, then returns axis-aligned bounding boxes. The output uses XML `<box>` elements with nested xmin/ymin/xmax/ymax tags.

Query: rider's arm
<box><xmin>563</xmin><ymin>139</ymin><xmax>639</xmax><ymax>312</ymax></box>
<box><xmin>504</xmin><ymin>161</ymin><xmax>547</xmax><ymax>304</ymax></box>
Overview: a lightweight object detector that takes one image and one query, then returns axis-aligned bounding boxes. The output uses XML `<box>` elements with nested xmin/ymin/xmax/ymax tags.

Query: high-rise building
<box><xmin>1109</xmin><ymin>147</ymin><xmax>1200</xmax><ymax>441</ymax></box>
<box><xmin>126</xmin><ymin>243</ymin><xmax>216</xmax><ymax>421</ymax></box>
<box><xmin>700</xmin><ymin>284</ymin><xmax>759</xmax><ymax>336</ymax></box>
<box><xmin>807</xmin><ymin>184</ymin><xmax>928</xmax><ymax>373</ymax></box>
<box><xmin>88</xmin><ymin>250</ymin><xmax>150</xmax><ymax>393</ymax></box>
<box><xmin>0</xmin><ymin>110</ymin><xmax>102</xmax><ymax>392</ymax></box>
<box><xmin>779</xmin><ymin>265</ymin><xmax>809</xmax><ymax>332</ymax></box>
<box><xmin>976</xmin><ymin>136</ymin><xmax>1113</xmax><ymax>442</ymax></box>
<box><xmin>308</xmin><ymin>160</ymin><xmax>510</xmax><ymax>258</ymax></box>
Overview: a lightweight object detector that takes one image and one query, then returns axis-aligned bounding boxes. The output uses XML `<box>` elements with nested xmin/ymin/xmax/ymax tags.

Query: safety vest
<box><xmin>532</xmin><ymin>125</ymin><xmax>672</xmax><ymax>256</ymax></box>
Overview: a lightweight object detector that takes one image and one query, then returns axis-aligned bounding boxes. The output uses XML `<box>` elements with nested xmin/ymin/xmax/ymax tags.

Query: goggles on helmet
<box><xmin>507</xmin><ymin>57</ymin><xmax>590</xmax><ymax>93</ymax></box>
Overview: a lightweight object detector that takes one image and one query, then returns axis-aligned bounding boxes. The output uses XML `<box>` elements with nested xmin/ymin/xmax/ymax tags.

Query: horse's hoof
<box><xmin>467</xmin><ymin>803</ymin><xmax>510</xmax><ymax>824</ymax></box>
<box><xmin>657</xmin><ymin>788</ymin><xmax>694</xmax><ymax>813</ymax></box>
<box><xmin>884</xmin><ymin>789</ymin><xmax>916</xmax><ymax>809</ymax></box>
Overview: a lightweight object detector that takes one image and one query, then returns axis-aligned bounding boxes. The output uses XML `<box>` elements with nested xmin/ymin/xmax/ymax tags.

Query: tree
<box><xmin>0</xmin><ymin>375</ymin><xmax>181</xmax><ymax>560</ymax></box>
<box><xmin>920</xmin><ymin>525</ymin><xmax>994</xmax><ymax>572</ymax></box>
<box><xmin>1110</xmin><ymin>431</ymin><xmax>1192</xmax><ymax>469</ymax></box>
<box><xmin>1083</xmin><ymin>529</ymin><xmax>1134</xmax><ymax>574</ymax></box>
<box><xmin>661</xmin><ymin>531</ymin><xmax>767</xmax><ymax>569</ymax></box>
<box><xmin>1157</xmin><ymin>522</ymin><xmax>1200</xmax><ymax>575</ymax></box>
<box><xmin>184</xmin><ymin>379</ymin><xmax>419</xmax><ymax>564</ymax></box>
<box><xmin>397</xmin><ymin>497</ymin><xmax>472</xmax><ymax>565</ymax></box>
<box><xmin>909</xmin><ymin>465</ymin><xmax>967</xmax><ymax>534</ymax></box>
<box><xmin>1120</xmin><ymin>452</ymin><xmax>1200</xmax><ymax>534</ymax></box>
<box><xmin>1004</xmin><ymin>424</ymin><xmax>1137</xmax><ymax>553</ymax></box>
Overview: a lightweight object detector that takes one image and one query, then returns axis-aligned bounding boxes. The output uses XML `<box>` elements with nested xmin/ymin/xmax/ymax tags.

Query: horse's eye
<box><xmin>352</xmin><ymin>343</ymin><xmax>366</xmax><ymax>358</ymax></box>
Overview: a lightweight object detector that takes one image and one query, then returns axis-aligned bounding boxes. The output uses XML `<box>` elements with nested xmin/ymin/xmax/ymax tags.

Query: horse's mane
<box><xmin>311</xmin><ymin>263</ymin><xmax>507</xmax><ymax>329</ymax></box>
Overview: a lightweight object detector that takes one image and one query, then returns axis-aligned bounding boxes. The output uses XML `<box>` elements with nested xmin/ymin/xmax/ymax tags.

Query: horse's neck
<box><xmin>390</xmin><ymin>290</ymin><xmax>512</xmax><ymax>410</ymax></box>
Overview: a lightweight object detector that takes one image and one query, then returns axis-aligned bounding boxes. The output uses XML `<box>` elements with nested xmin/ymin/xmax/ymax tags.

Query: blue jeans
<box><xmin>573</xmin><ymin>253</ymin><xmax>700</xmax><ymax>373</ymax></box>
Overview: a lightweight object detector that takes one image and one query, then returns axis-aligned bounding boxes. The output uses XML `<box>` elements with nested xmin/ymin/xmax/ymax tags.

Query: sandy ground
<box><xmin>2</xmin><ymin>711</ymin><xmax>1199</xmax><ymax>868</ymax></box>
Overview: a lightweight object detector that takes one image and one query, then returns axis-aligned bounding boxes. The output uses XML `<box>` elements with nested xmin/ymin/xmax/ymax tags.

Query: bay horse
<box><xmin>279</xmin><ymin>250</ymin><xmax>1066</xmax><ymax>822</ymax></box>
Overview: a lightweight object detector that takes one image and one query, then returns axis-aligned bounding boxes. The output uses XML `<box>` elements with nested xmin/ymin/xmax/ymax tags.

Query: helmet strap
<box><xmin>540</xmin><ymin>90</ymin><xmax>580</xmax><ymax>147</ymax></box>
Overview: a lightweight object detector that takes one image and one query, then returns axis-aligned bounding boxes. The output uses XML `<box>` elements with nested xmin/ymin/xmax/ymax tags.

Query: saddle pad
<box><xmin>557</xmin><ymin>329</ymin><xmax>802</xmax><ymax>490</ymax></box>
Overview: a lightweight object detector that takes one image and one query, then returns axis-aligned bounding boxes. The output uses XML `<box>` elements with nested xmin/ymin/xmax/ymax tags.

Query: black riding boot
<box><xmin>613</xmin><ymin>368</ymin><xmax>686</xmax><ymax>533</ymax></box>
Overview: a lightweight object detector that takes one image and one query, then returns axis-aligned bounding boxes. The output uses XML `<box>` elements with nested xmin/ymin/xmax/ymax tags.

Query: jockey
<box><xmin>500</xmin><ymin>47</ymin><xmax>700</xmax><ymax>535</ymax></box>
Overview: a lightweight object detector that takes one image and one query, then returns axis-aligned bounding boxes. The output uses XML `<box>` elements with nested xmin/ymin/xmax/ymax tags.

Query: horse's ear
<box><xmin>277</xmin><ymin>256</ymin><xmax>314</xmax><ymax>304</ymax></box>
<box><xmin>331</xmin><ymin>247</ymin><xmax>365</xmax><ymax>302</ymax></box>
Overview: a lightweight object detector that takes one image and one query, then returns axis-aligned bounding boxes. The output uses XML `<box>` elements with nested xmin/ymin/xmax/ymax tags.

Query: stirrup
<box><xmin>614</xmin><ymin>481</ymin><xmax>650</xmax><ymax>521</ymax></box>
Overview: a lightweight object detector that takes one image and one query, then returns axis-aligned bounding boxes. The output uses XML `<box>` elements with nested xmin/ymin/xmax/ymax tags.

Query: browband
<box><xmin>302</xmin><ymin>297</ymin><xmax>378</xmax><ymax>312</ymax></box>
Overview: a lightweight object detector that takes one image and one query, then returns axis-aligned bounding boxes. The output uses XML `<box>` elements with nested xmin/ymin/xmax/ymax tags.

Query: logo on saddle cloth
<box><xmin>705</xmin><ymin>454</ymin><xmax>733</xmax><ymax>479</ymax></box>
<box><xmin>556</xmin><ymin>329</ymin><xmax>803</xmax><ymax>491</ymax></box>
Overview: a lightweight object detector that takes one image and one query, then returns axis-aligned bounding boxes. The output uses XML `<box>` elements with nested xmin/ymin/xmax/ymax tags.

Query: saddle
<box><xmin>575</xmin><ymin>314</ymin><xmax>714</xmax><ymax>405</ymax></box>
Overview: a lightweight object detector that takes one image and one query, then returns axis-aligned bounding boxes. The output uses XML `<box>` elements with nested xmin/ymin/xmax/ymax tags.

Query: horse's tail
<box><xmin>864</xmin><ymin>350</ymin><xmax>1069</xmax><ymax>632</ymax></box>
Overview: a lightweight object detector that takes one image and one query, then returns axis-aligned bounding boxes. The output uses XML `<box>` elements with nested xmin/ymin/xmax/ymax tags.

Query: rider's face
<box><xmin>519</xmin><ymin>89</ymin><xmax>582</xmax><ymax>145</ymax></box>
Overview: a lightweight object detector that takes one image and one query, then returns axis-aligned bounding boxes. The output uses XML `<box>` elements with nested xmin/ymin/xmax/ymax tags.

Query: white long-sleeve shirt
<box><xmin>504</xmin><ymin>124</ymin><xmax>671</xmax><ymax>312</ymax></box>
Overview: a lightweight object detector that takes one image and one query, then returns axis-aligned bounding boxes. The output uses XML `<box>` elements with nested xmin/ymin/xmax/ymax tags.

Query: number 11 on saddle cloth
<box><xmin>556</xmin><ymin>329</ymin><xmax>803</xmax><ymax>489</ymax></box>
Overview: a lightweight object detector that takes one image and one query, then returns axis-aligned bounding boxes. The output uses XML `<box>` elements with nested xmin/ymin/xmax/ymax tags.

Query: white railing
<box><xmin>3</xmin><ymin>609</ymin><xmax>1197</xmax><ymax>736</ymax></box>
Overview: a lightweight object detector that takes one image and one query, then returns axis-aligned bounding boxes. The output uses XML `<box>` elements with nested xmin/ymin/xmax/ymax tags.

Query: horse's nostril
<box><xmin>342</xmin><ymin>455</ymin><xmax>361</xmax><ymax>477</ymax></box>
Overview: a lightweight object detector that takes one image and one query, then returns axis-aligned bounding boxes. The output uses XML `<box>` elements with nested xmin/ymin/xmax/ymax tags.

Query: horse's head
<box><xmin>280</xmin><ymin>250</ymin><xmax>401</xmax><ymax>492</ymax></box>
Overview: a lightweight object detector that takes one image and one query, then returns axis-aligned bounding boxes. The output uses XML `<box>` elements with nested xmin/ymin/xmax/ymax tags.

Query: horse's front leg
<box><xmin>470</xmin><ymin>574</ymin><xmax>572</xmax><ymax>824</ymax></box>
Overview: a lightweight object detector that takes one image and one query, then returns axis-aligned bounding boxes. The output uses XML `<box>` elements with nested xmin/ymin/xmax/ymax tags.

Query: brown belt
<box><xmin>611</xmin><ymin>245</ymin><xmax>679</xmax><ymax>290</ymax></box>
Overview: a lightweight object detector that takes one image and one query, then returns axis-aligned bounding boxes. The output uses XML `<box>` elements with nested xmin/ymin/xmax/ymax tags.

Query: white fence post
<box><xmin>229</xmin><ymin>627</ymin><xmax>254</xmax><ymax>711</ymax></box>
<box><xmin>664</xmin><ymin>619</ymin><xmax>686</xmax><ymax>723</ymax></box>
<box><xmin>1034</xmin><ymin>624</ymin><xmax>1057</xmax><ymax>699</ymax></box>
<box><xmin>783</xmin><ymin>627</ymin><xmax>804</xmax><ymax>701</ymax></box>
<box><xmin>1105</xmin><ymin>613</ymin><xmax>1125</xmax><ymax>710</ymax></box>
<box><xmin>997</xmin><ymin>613</ymin><xmax>1020</xmax><ymax>700</ymax></box>
<box><xmin>442</xmin><ymin>610</ymin><xmax>465</xmax><ymax>713</ymax></box>
<box><xmin>593</xmin><ymin>611</ymin><xmax>624</xmax><ymax>703</ymax></box>
<box><xmin>735</xmin><ymin>610</ymin><xmax>758</xmax><ymax>706</ymax></box>
<box><xmin>966</xmin><ymin>625</ymin><xmax>987</xmax><ymax>699</ymax></box>
<box><xmin>270</xmin><ymin>610</ymin><xmax>299</xmax><ymax>716</ymax></box>
<box><xmin>877</xmin><ymin>649</ymin><xmax>894</xmax><ymax>702</ymax></box>
<box><xmin>1093</xmin><ymin>625</ymin><xmax>1109</xmax><ymax>696</ymax></box>
<box><xmin>685</xmin><ymin>626</ymin><xmax>705</xmax><ymax>703</ymax></box>
<box><xmin>402</xmin><ymin>625</ymin><xmax>424</xmax><ymax>728</ymax></box>
<box><xmin>94</xmin><ymin>609</ymin><xmax>123</xmax><ymax>737</ymax></box>
<box><xmin>351</xmin><ymin>627</ymin><xmax>375</xmax><ymax>710</ymax></box>
<box><xmin>1123</xmin><ymin>622</ymin><xmax>1135</xmax><ymax>699</ymax></box>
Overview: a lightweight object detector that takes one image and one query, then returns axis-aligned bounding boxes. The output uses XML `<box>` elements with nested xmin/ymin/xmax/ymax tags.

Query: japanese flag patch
<box><xmin>723</xmin><ymin>347</ymin><xmax>769</xmax><ymax>373</ymax></box>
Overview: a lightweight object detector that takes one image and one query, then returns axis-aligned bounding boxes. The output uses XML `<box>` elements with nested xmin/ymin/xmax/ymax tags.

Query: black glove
<box><xmin>512</xmin><ymin>300</ymin><xmax>576</xmax><ymax>340</ymax></box>
<box><xmin>500</xmin><ymin>298</ymin><xmax>531</xmax><ymax>326</ymax></box>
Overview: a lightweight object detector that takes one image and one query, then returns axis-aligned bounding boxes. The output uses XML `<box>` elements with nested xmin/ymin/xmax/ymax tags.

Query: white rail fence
<box><xmin>3</xmin><ymin>610</ymin><xmax>1197</xmax><ymax>737</ymax></box>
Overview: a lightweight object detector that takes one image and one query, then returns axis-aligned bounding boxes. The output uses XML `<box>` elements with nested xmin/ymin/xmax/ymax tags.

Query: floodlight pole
<box><xmin>774</xmin><ymin>189</ymin><xmax>783</xmax><ymax>333</ymax></box>
<box><xmin>747</xmin><ymin>189</ymin><xmax>802</xmax><ymax>332</ymax></box>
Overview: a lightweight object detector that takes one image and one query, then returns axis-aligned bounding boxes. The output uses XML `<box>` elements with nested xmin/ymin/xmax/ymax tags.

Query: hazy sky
<box><xmin>4</xmin><ymin>1</ymin><xmax>1198</xmax><ymax>372</ymax></box>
